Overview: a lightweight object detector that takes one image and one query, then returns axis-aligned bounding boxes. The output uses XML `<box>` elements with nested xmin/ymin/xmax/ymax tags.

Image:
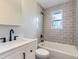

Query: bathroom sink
<box><xmin>0</xmin><ymin>38</ymin><xmax>37</xmax><ymax>54</ymax></box>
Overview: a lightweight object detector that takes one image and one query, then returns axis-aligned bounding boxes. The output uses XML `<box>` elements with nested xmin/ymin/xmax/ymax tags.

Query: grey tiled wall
<box><xmin>43</xmin><ymin>1</ymin><xmax>77</xmax><ymax>45</ymax></box>
<box><xmin>73</xmin><ymin>0</ymin><xmax>78</xmax><ymax>46</ymax></box>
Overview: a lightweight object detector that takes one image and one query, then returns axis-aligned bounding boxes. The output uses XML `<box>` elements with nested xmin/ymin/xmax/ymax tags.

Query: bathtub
<box><xmin>39</xmin><ymin>41</ymin><xmax>78</xmax><ymax>59</ymax></box>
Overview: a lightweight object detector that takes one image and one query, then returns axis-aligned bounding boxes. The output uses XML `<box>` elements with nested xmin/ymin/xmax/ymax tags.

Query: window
<box><xmin>52</xmin><ymin>10</ymin><xmax>63</xmax><ymax>29</ymax></box>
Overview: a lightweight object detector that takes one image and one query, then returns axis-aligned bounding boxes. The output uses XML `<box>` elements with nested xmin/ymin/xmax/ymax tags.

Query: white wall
<box><xmin>35</xmin><ymin>5</ymin><xmax>43</xmax><ymax>40</ymax></box>
<box><xmin>0</xmin><ymin>0</ymin><xmax>21</xmax><ymax>25</ymax></box>
<box><xmin>20</xmin><ymin>0</ymin><xmax>43</xmax><ymax>39</ymax></box>
<box><xmin>0</xmin><ymin>0</ymin><xmax>43</xmax><ymax>42</ymax></box>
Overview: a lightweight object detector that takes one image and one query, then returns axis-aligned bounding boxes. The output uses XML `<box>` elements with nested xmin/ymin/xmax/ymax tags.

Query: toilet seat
<box><xmin>36</xmin><ymin>48</ymin><xmax>50</xmax><ymax>59</ymax></box>
<box><xmin>36</xmin><ymin>48</ymin><xmax>49</xmax><ymax>56</ymax></box>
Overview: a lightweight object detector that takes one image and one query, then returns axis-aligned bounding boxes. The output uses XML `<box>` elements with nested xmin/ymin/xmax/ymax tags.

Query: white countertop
<box><xmin>0</xmin><ymin>38</ymin><xmax>37</xmax><ymax>55</ymax></box>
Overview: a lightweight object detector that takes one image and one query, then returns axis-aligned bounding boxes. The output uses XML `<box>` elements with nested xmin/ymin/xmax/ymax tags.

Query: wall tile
<box><xmin>43</xmin><ymin>1</ymin><xmax>76</xmax><ymax>45</ymax></box>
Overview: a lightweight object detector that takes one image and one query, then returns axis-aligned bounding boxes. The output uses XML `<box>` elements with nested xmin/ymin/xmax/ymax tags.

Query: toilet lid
<box><xmin>36</xmin><ymin>48</ymin><xmax>49</xmax><ymax>56</ymax></box>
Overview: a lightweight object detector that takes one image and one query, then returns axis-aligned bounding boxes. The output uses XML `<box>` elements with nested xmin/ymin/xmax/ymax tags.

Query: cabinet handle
<box><xmin>23</xmin><ymin>52</ymin><xmax>26</xmax><ymax>59</ymax></box>
<box><xmin>30</xmin><ymin>50</ymin><xmax>33</xmax><ymax>52</ymax></box>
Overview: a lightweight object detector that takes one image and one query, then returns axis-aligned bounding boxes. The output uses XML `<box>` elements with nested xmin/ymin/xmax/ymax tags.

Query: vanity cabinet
<box><xmin>0</xmin><ymin>47</ymin><xmax>24</xmax><ymax>59</ymax></box>
<box><xmin>0</xmin><ymin>0</ymin><xmax>21</xmax><ymax>25</ymax></box>
<box><xmin>0</xmin><ymin>41</ymin><xmax>37</xmax><ymax>59</ymax></box>
<box><xmin>25</xmin><ymin>44</ymin><xmax>37</xmax><ymax>59</ymax></box>
<box><xmin>2</xmin><ymin>51</ymin><xmax>23</xmax><ymax>59</ymax></box>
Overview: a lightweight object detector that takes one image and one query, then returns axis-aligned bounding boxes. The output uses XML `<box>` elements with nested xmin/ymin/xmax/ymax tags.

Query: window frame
<box><xmin>51</xmin><ymin>10</ymin><xmax>63</xmax><ymax>29</ymax></box>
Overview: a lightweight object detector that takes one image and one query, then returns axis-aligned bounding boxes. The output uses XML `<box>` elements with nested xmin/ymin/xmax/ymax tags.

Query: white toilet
<box><xmin>36</xmin><ymin>48</ymin><xmax>50</xmax><ymax>59</ymax></box>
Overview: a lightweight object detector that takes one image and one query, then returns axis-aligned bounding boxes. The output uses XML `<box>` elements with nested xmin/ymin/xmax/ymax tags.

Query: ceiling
<box><xmin>36</xmin><ymin>0</ymin><xmax>72</xmax><ymax>9</ymax></box>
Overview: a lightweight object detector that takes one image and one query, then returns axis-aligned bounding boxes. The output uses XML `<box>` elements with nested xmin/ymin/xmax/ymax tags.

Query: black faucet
<box><xmin>14</xmin><ymin>36</ymin><xmax>18</xmax><ymax>40</ymax></box>
<box><xmin>9</xmin><ymin>29</ymin><xmax>14</xmax><ymax>41</ymax></box>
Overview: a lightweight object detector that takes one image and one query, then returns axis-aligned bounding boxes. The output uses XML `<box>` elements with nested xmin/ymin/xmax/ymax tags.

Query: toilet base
<box><xmin>36</xmin><ymin>48</ymin><xmax>50</xmax><ymax>59</ymax></box>
<box><xmin>36</xmin><ymin>56</ymin><xmax>49</xmax><ymax>59</ymax></box>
